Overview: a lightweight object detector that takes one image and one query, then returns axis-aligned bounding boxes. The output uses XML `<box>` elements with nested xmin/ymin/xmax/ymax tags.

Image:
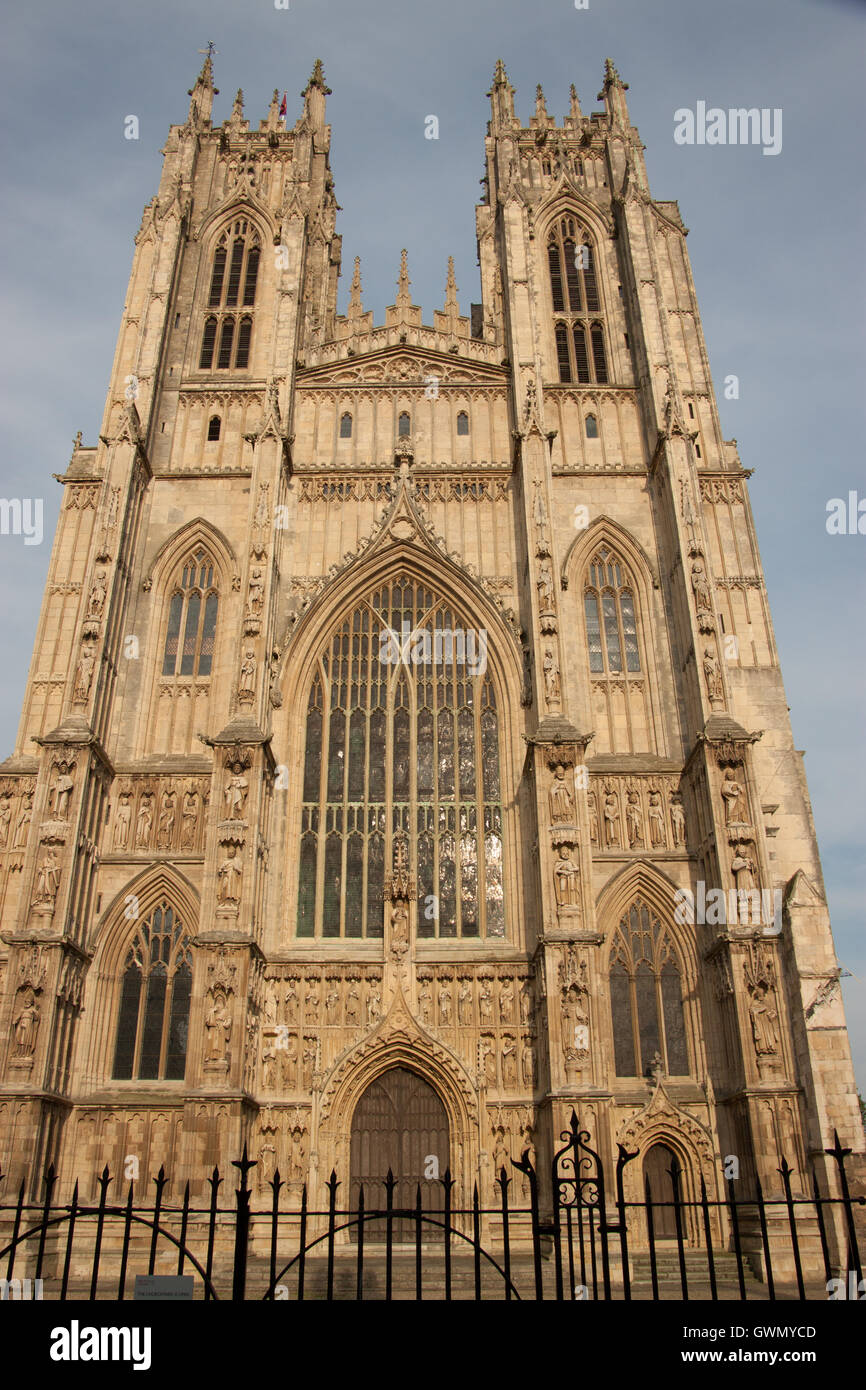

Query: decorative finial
<box><xmin>348</xmin><ymin>256</ymin><xmax>363</xmax><ymax>316</ymax></box>
<box><xmin>444</xmin><ymin>256</ymin><xmax>458</xmax><ymax>310</ymax></box>
<box><xmin>569</xmin><ymin>83</ymin><xmax>582</xmax><ymax>120</ymax></box>
<box><xmin>396</xmin><ymin>248</ymin><xmax>411</xmax><ymax>306</ymax></box>
<box><xmin>303</xmin><ymin>58</ymin><xmax>332</xmax><ymax>97</ymax></box>
<box><xmin>493</xmin><ymin>59</ymin><xmax>508</xmax><ymax>87</ymax></box>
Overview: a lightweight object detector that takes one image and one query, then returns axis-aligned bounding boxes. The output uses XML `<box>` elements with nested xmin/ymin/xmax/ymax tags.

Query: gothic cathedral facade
<box><xmin>0</xmin><ymin>55</ymin><xmax>862</xmax><ymax>1226</ymax></box>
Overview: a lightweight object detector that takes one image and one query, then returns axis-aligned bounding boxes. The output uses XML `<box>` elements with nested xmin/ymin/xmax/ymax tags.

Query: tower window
<box><xmin>585</xmin><ymin>414</ymin><xmax>598</xmax><ymax>439</ymax></box>
<box><xmin>207</xmin><ymin>415</ymin><xmax>221</xmax><ymax>442</ymax></box>
<box><xmin>688</xmin><ymin>401</ymin><xmax>695</xmax><ymax>419</ymax></box>
<box><xmin>548</xmin><ymin>219</ymin><xmax>608</xmax><ymax>383</ymax></box>
<box><xmin>162</xmin><ymin>548</ymin><xmax>219</xmax><ymax>679</ymax></box>
<box><xmin>112</xmin><ymin>901</ymin><xmax>192</xmax><ymax>1082</ymax></box>
<box><xmin>456</xmin><ymin>411</ymin><xmax>470</xmax><ymax>435</ymax></box>
<box><xmin>340</xmin><ymin>412</ymin><xmax>353</xmax><ymax>439</ymax></box>
<box><xmin>584</xmin><ymin>545</ymin><xmax>640</xmax><ymax>675</ymax></box>
<box><xmin>398</xmin><ymin>412</ymin><xmax>411</xmax><ymax>437</ymax></box>
<box><xmin>201</xmin><ymin>223</ymin><xmax>261</xmax><ymax>373</ymax></box>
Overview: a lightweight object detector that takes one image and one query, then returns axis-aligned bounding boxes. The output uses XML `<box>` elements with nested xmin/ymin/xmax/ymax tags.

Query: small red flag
<box><xmin>279</xmin><ymin>92</ymin><xmax>287</xmax><ymax>118</ymax></box>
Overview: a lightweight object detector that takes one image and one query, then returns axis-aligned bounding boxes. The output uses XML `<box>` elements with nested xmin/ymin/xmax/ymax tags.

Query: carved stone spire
<box><xmin>396</xmin><ymin>248</ymin><xmax>412</xmax><ymax>312</ymax></box>
<box><xmin>265</xmin><ymin>88</ymin><xmax>281</xmax><ymax>130</ymax></box>
<box><xmin>226</xmin><ymin>88</ymin><xmax>247</xmax><ymax>133</ymax></box>
<box><xmin>444</xmin><ymin>256</ymin><xmax>459</xmax><ymax>311</ymax></box>
<box><xmin>488</xmin><ymin>59</ymin><xmax>516</xmax><ymax>132</ymax></box>
<box><xmin>533</xmin><ymin>83</ymin><xmax>550</xmax><ymax>127</ymax></box>
<box><xmin>302</xmin><ymin>58</ymin><xmax>331</xmax><ymax>130</ymax></box>
<box><xmin>347</xmin><ymin>256</ymin><xmax>364</xmax><ymax>320</ymax></box>
<box><xmin>598</xmin><ymin>56</ymin><xmax>631</xmax><ymax>127</ymax></box>
<box><xmin>568</xmin><ymin>82</ymin><xmax>583</xmax><ymax>123</ymax></box>
<box><xmin>187</xmin><ymin>45</ymin><xmax>219</xmax><ymax>127</ymax></box>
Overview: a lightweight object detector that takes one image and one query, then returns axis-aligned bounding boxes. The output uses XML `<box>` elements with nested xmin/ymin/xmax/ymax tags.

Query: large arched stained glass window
<box><xmin>162</xmin><ymin>549</ymin><xmax>219</xmax><ymax>679</ymax></box>
<box><xmin>112</xmin><ymin>901</ymin><xmax>193</xmax><ymax>1081</ymax></box>
<box><xmin>609</xmin><ymin>900</ymin><xmax>689</xmax><ymax>1077</ymax></box>
<box><xmin>297</xmin><ymin>574</ymin><xmax>505</xmax><ymax>940</ymax></box>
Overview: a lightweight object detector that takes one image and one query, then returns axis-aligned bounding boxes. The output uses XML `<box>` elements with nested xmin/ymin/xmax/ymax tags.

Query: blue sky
<box><xmin>0</xmin><ymin>0</ymin><xmax>864</xmax><ymax>1086</ymax></box>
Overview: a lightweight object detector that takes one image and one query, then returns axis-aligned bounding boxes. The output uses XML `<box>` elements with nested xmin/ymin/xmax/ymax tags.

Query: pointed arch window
<box><xmin>339</xmin><ymin>412</ymin><xmax>353</xmax><ymax>439</ymax></box>
<box><xmin>548</xmin><ymin>217</ymin><xmax>609</xmax><ymax>383</ymax></box>
<box><xmin>398</xmin><ymin>412</ymin><xmax>411</xmax><ymax>438</ymax></box>
<box><xmin>112</xmin><ymin>901</ymin><xmax>193</xmax><ymax>1081</ymax></box>
<box><xmin>207</xmin><ymin>415</ymin><xmax>221</xmax><ymax>441</ymax></box>
<box><xmin>609</xmin><ymin>900</ymin><xmax>689</xmax><ymax>1077</ymax></box>
<box><xmin>297</xmin><ymin>574</ymin><xmax>505</xmax><ymax>940</ymax></box>
<box><xmin>583</xmin><ymin>545</ymin><xmax>640</xmax><ymax>676</ymax></box>
<box><xmin>162</xmin><ymin>548</ymin><xmax>219</xmax><ymax>679</ymax></box>
<box><xmin>200</xmin><ymin>218</ymin><xmax>260</xmax><ymax>371</ymax></box>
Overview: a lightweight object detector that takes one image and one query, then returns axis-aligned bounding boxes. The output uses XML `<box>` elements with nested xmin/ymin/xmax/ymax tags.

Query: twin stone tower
<box><xmin>0</xmin><ymin>55</ymin><xmax>861</xmax><ymax>1258</ymax></box>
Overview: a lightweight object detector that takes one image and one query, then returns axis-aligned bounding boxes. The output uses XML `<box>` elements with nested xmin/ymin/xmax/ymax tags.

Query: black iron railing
<box><xmin>0</xmin><ymin>1112</ymin><xmax>862</xmax><ymax>1301</ymax></box>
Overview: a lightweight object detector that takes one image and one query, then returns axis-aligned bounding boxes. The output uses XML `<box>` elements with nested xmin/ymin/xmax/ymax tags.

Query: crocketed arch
<box><xmin>561</xmin><ymin>518</ymin><xmax>662</xmax><ymax>754</ymax></box>
<box><xmin>144</xmin><ymin>518</ymin><xmax>237</xmax><ymax>595</ymax></box>
<box><xmin>83</xmin><ymin>867</ymin><xmax>200</xmax><ymax>1085</ymax></box>
<box><xmin>277</xmin><ymin>546</ymin><xmax>523</xmax><ymax>945</ymax></box>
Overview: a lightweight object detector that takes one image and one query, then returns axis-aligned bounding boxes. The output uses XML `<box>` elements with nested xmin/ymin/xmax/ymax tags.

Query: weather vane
<box><xmin>198</xmin><ymin>41</ymin><xmax>219</xmax><ymax>60</ymax></box>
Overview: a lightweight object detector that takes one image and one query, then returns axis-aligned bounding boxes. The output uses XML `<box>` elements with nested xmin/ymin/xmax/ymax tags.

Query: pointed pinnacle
<box><xmin>444</xmin><ymin>256</ymin><xmax>459</xmax><ymax>309</ymax></box>
<box><xmin>493</xmin><ymin>58</ymin><xmax>508</xmax><ymax>86</ymax></box>
<box><xmin>397</xmin><ymin>247</ymin><xmax>411</xmax><ymax>300</ymax></box>
<box><xmin>304</xmin><ymin>58</ymin><xmax>332</xmax><ymax>96</ymax></box>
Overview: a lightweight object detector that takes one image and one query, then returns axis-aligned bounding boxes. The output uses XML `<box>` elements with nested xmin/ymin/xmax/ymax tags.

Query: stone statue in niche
<box><xmin>603</xmin><ymin>790</ymin><xmax>621</xmax><ymax>847</ymax></box>
<box><xmin>73</xmin><ymin>643</ymin><xmax>97</xmax><ymax>703</ymax></box>
<box><xmin>14</xmin><ymin>787</ymin><xmax>33</xmax><ymax>847</ymax></box>
<box><xmin>12</xmin><ymin>990</ymin><xmax>41</xmax><ymax>1057</ymax></box>
<box><xmin>325</xmin><ymin>978</ymin><xmax>340</xmax><ymax>1024</ymax></box>
<box><xmin>542</xmin><ymin>648</ymin><xmax>560</xmax><ymax>704</ymax></box>
<box><xmin>648</xmin><ymin>789</ymin><xmax>665</xmax><ymax>847</ymax></box>
<box><xmin>113</xmin><ymin>792</ymin><xmax>132</xmax><ymax>850</ymax></box>
<box><xmin>478</xmin><ymin>979</ymin><xmax>493</xmax><ymax>1025</ymax></box>
<box><xmin>180</xmin><ymin>788</ymin><xmax>199</xmax><ymax>849</ymax></box>
<box><xmin>31</xmin><ymin>849</ymin><xmax>61</xmax><ymax>908</ymax></box>
<box><xmin>548</xmin><ymin>763</ymin><xmax>574</xmax><ymax>824</ymax></box>
<box><xmin>135</xmin><ymin>794</ymin><xmax>153</xmax><ymax>849</ymax></box>
<box><xmin>458</xmin><ymin>977</ymin><xmax>473</xmax><ymax>1025</ymax></box>
<box><xmin>87</xmin><ymin>569</ymin><xmax>108</xmax><ymax>620</ymax></box>
<box><xmin>305</xmin><ymin>977</ymin><xmax>320</xmax><ymax>1023</ymax></box>
<box><xmin>625</xmin><ymin>790</ymin><xmax>643</xmax><ymax>847</ymax></box>
<box><xmin>492</xmin><ymin>1126</ymin><xmax>510</xmax><ymax>1184</ymax></box>
<box><xmin>536</xmin><ymin>557</ymin><xmax>555</xmax><ymax>611</ymax></box>
<box><xmin>204</xmin><ymin>988</ymin><xmax>232</xmax><ymax>1063</ymax></box>
<box><xmin>480</xmin><ymin>1034</ymin><xmax>496</xmax><ymax>1085</ymax></box>
<box><xmin>501</xmin><ymin>1034</ymin><xmax>517</xmax><ymax>1087</ymax></box>
<box><xmin>418</xmin><ymin>977</ymin><xmax>433</xmax><ymax>1026</ymax></box>
<box><xmin>748</xmin><ymin>985</ymin><xmax>779</xmax><ymax>1056</ymax></box>
<box><xmin>284</xmin><ymin>979</ymin><xmax>299</xmax><ymax>1025</ymax></box>
<box><xmin>50</xmin><ymin>767</ymin><xmax>75</xmax><ymax>820</ymax></box>
<box><xmin>669</xmin><ymin>795</ymin><xmax>686</xmax><ymax>847</ymax></box>
<box><xmin>217</xmin><ymin>844</ymin><xmax>243</xmax><ymax>904</ymax></box>
<box><xmin>248</xmin><ymin>567</ymin><xmax>264</xmax><ymax>616</ymax></box>
<box><xmin>703</xmin><ymin>644</ymin><xmax>723</xmax><ymax>701</ymax></box>
<box><xmin>344</xmin><ymin>978</ymin><xmax>361</xmax><ymax>1026</ymax></box>
<box><xmin>302</xmin><ymin>1037</ymin><xmax>317</xmax><ymax>1089</ymax></box>
<box><xmin>224</xmin><ymin>763</ymin><xmax>250</xmax><ymax>819</ymax></box>
<box><xmin>0</xmin><ymin>794</ymin><xmax>11</xmax><ymax>847</ymax></box>
<box><xmin>553</xmin><ymin>846</ymin><xmax>580</xmax><ymax>907</ymax></box>
<box><xmin>586</xmin><ymin>790</ymin><xmax>599</xmax><ymax>844</ymax></box>
<box><xmin>438</xmin><ymin>979</ymin><xmax>452</xmax><ymax>1026</ymax></box>
<box><xmin>721</xmin><ymin>767</ymin><xmax>749</xmax><ymax>825</ymax></box>
<box><xmin>522</xmin><ymin>1039</ymin><xmax>536</xmax><ymax>1087</ymax></box>
<box><xmin>498</xmin><ymin>977</ymin><xmax>514</xmax><ymax>1024</ymax></box>
<box><xmin>389</xmin><ymin>899</ymin><xmax>409</xmax><ymax>960</ymax></box>
<box><xmin>238</xmin><ymin>648</ymin><xmax>257</xmax><ymax>702</ymax></box>
<box><xmin>156</xmin><ymin>789</ymin><xmax>176</xmax><ymax>849</ymax></box>
<box><xmin>731</xmin><ymin>848</ymin><xmax>755</xmax><ymax>893</ymax></box>
<box><xmin>366</xmin><ymin>978</ymin><xmax>381</xmax><ymax>1025</ymax></box>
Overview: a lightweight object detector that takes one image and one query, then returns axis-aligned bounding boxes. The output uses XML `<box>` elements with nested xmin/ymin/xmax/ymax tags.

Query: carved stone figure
<box><xmin>498</xmin><ymin>977</ymin><xmax>514</xmax><ymax>1024</ymax></box>
<box><xmin>536</xmin><ymin>558</ymin><xmax>554</xmax><ymax>610</ymax></box>
<box><xmin>389</xmin><ymin>899</ymin><xmax>409</xmax><ymax>959</ymax></box>
<box><xmin>501</xmin><ymin>1034</ymin><xmax>517</xmax><ymax>1087</ymax></box>
<box><xmin>344</xmin><ymin>978</ymin><xmax>360</xmax><ymax>1026</ymax></box>
<box><xmin>113</xmin><ymin>793</ymin><xmax>132</xmax><ymax>850</ymax></box>
<box><xmin>542</xmin><ymin>647</ymin><xmax>560</xmax><ymax>704</ymax></box>
<box><xmin>302</xmin><ymin>1037</ymin><xmax>317</xmax><ymax>1089</ymax></box>
<box><xmin>458</xmin><ymin>978</ymin><xmax>473</xmax><ymax>1026</ymax></box>
<box><xmin>522</xmin><ymin>1040</ymin><xmax>536</xmax><ymax>1087</ymax></box>
<box><xmin>553</xmin><ymin>846</ymin><xmax>581</xmax><ymax>907</ymax></box>
<box><xmin>51</xmin><ymin>769</ymin><xmax>74</xmax><ymax>819</ymax></box>
<box><xmin>587</xmin><ymin>790</ymin><xmax>599</xmax><ymax>844</ymax></box>
<box><xmin>603</xmin><ymin>791</ymin><xmax>620</xmax><ymax>847</ymax></box>
<box><xmin>648</xmin><ymin>790</ymin><xmax>665</xmax><ymax>847</ymax></box>
<box><xmin>625</xmin><ymin>791</ymin><xmax>643</xmax><ymax>847</ymax></box>
<box><xmin>492</xmin><ymin>1127</ymin><xmax>510</xmax><ymax>1183</ymax></box>
<box><xmin>87</xmin><ymin>569</ymin><xmax>108</xmax><ymax>619</ymax></box>
<box><xmin>479</xmin><ymin>979</ymin><xmax>493</xmax><ymax>1024</ymax></box>
<box><xmin>205</xmin><ymin>990</ymin><xmax>231</xmax><ymax>1063</ymax></box>
<box><xmin>284</xmin><ymin>979</ymin><xmax>299</xmax><ymax>1025</ymax></box>
<box><xmin>73</xmin><ymin>643</ymin><xmax>96</xmax><ymax>702</ymax></box>
<box><xmin>135</xmin><ymin>794</ymin><xmax>153</xmax><ymax>849</ymax></box>
<box><xmin>217</xmin><ymin>844</ymin><xmax>243</xmax><ymax>904</ymax></box>
<box><xmin>731</xmin><ymin>849</ymin><xmax>755</xmax><ymax>893</ymax></box>
<box><xmin>703</xmin><ymin>645</ymin><xmax>723</xmax><ymax>700</ymax></box>
<box><xmin>31</xmin><ymin>849</ymin><xmax>61</xmax><ymax>908</ymax></box>
<box><xmin>180</xmin><ymin>789</ymin><xmax>199</xmax><ymax>849</ymax></box>
<box><xmin>418</xmin><ymin>977</ymin><xmax>433</xmax><ymax>1025</ymax></box>
<box><xmin>366</xmin><ymin>978</ymin><xmax>381</xmax><ymax>1025</ymax></box>
<box><xmin>238</xmin><ymin>648</ymin><xmax>257</xmax><ymax>701</ymax></box>
<box><xmin>548</xmin><ymin>763</ymin><xmax>574</xmax><ymax>824</ymax></box>
<box><xmin>248</xmin><ymin>567</ymin><xmax>264</xmax><ymax>615</ymax></box>
<box><xmin>13</xmin><ymin>790</ymin><xmax>33</xmax><ymax>847</ymax></box>
<box><xmin>669</xmin><ymin>795</ymin><xmax>686</xmax><ymax>847</ymax></box>
<box><xmin>225</xmin><ymin>764</ymin><xmax>249</xmax><ymax>818</ymax></box>
<box><xmin>156</xmin><ymin>790</ymin><xmax>176</xmax><ymax>849</ymax></box>
<box><xmin>691</xmin><ymin>559</ymin><xmax>712</xmax><ymax>615</ymax></box>
<box><xmin>0</xmin><ymin>795</ymin><xmax>11</xmax><ymax>847</ymax></box>
<box><xmin>325</xmin><ymin>979</ymin><xmax>340</xmax><ymax>1024</ymax></box>
<box><xmin>438</xmin><ymin>980</ymin><xmax>452</xmax><ymax>1025</ymax></box>
<box><xmin>721</xmin><ymin>767</ymin><xmax>748</xmax><ymax>825</ymax></box>
<box><xmin>749</xmin><ymin>985</ymin><xmax>779</xmax><ymax>1056</ymax></box>
<box><xmin>305</xmin><ymin>979</ymin><xmax>320</xmax><ymax>1023</ymax></box>
<box><xmin>12</xmin><ymin>992</ymin><xmax>40</xmax><ymax>1057</ymax></box>
<box><xmin>481</xmin><ymin>1035</ymin><xmax>497</xmax><ymax>1085</ymax></box>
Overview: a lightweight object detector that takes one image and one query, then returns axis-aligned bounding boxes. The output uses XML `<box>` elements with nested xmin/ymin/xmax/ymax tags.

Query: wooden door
<box><xmin>644</xmin><ymin>1143</ymin><xmax>678</xmax><ymax>1239</ymax></box>
<box><xmin>350</xmin><ymin>1067</ymin><xmax>449</xmax><ymax>1241</ymax></box>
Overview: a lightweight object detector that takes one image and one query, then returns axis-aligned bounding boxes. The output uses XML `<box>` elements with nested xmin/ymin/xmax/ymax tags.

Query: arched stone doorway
<box><xmin>349</xmin><ymin>1066</ymin><xmax>449</xmax><ymax>1241</ymax></box>
<box><xmin>643</xmin><ymin>1143</ymin><xmax>678</xmax><ymax>1239</ymax></box>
